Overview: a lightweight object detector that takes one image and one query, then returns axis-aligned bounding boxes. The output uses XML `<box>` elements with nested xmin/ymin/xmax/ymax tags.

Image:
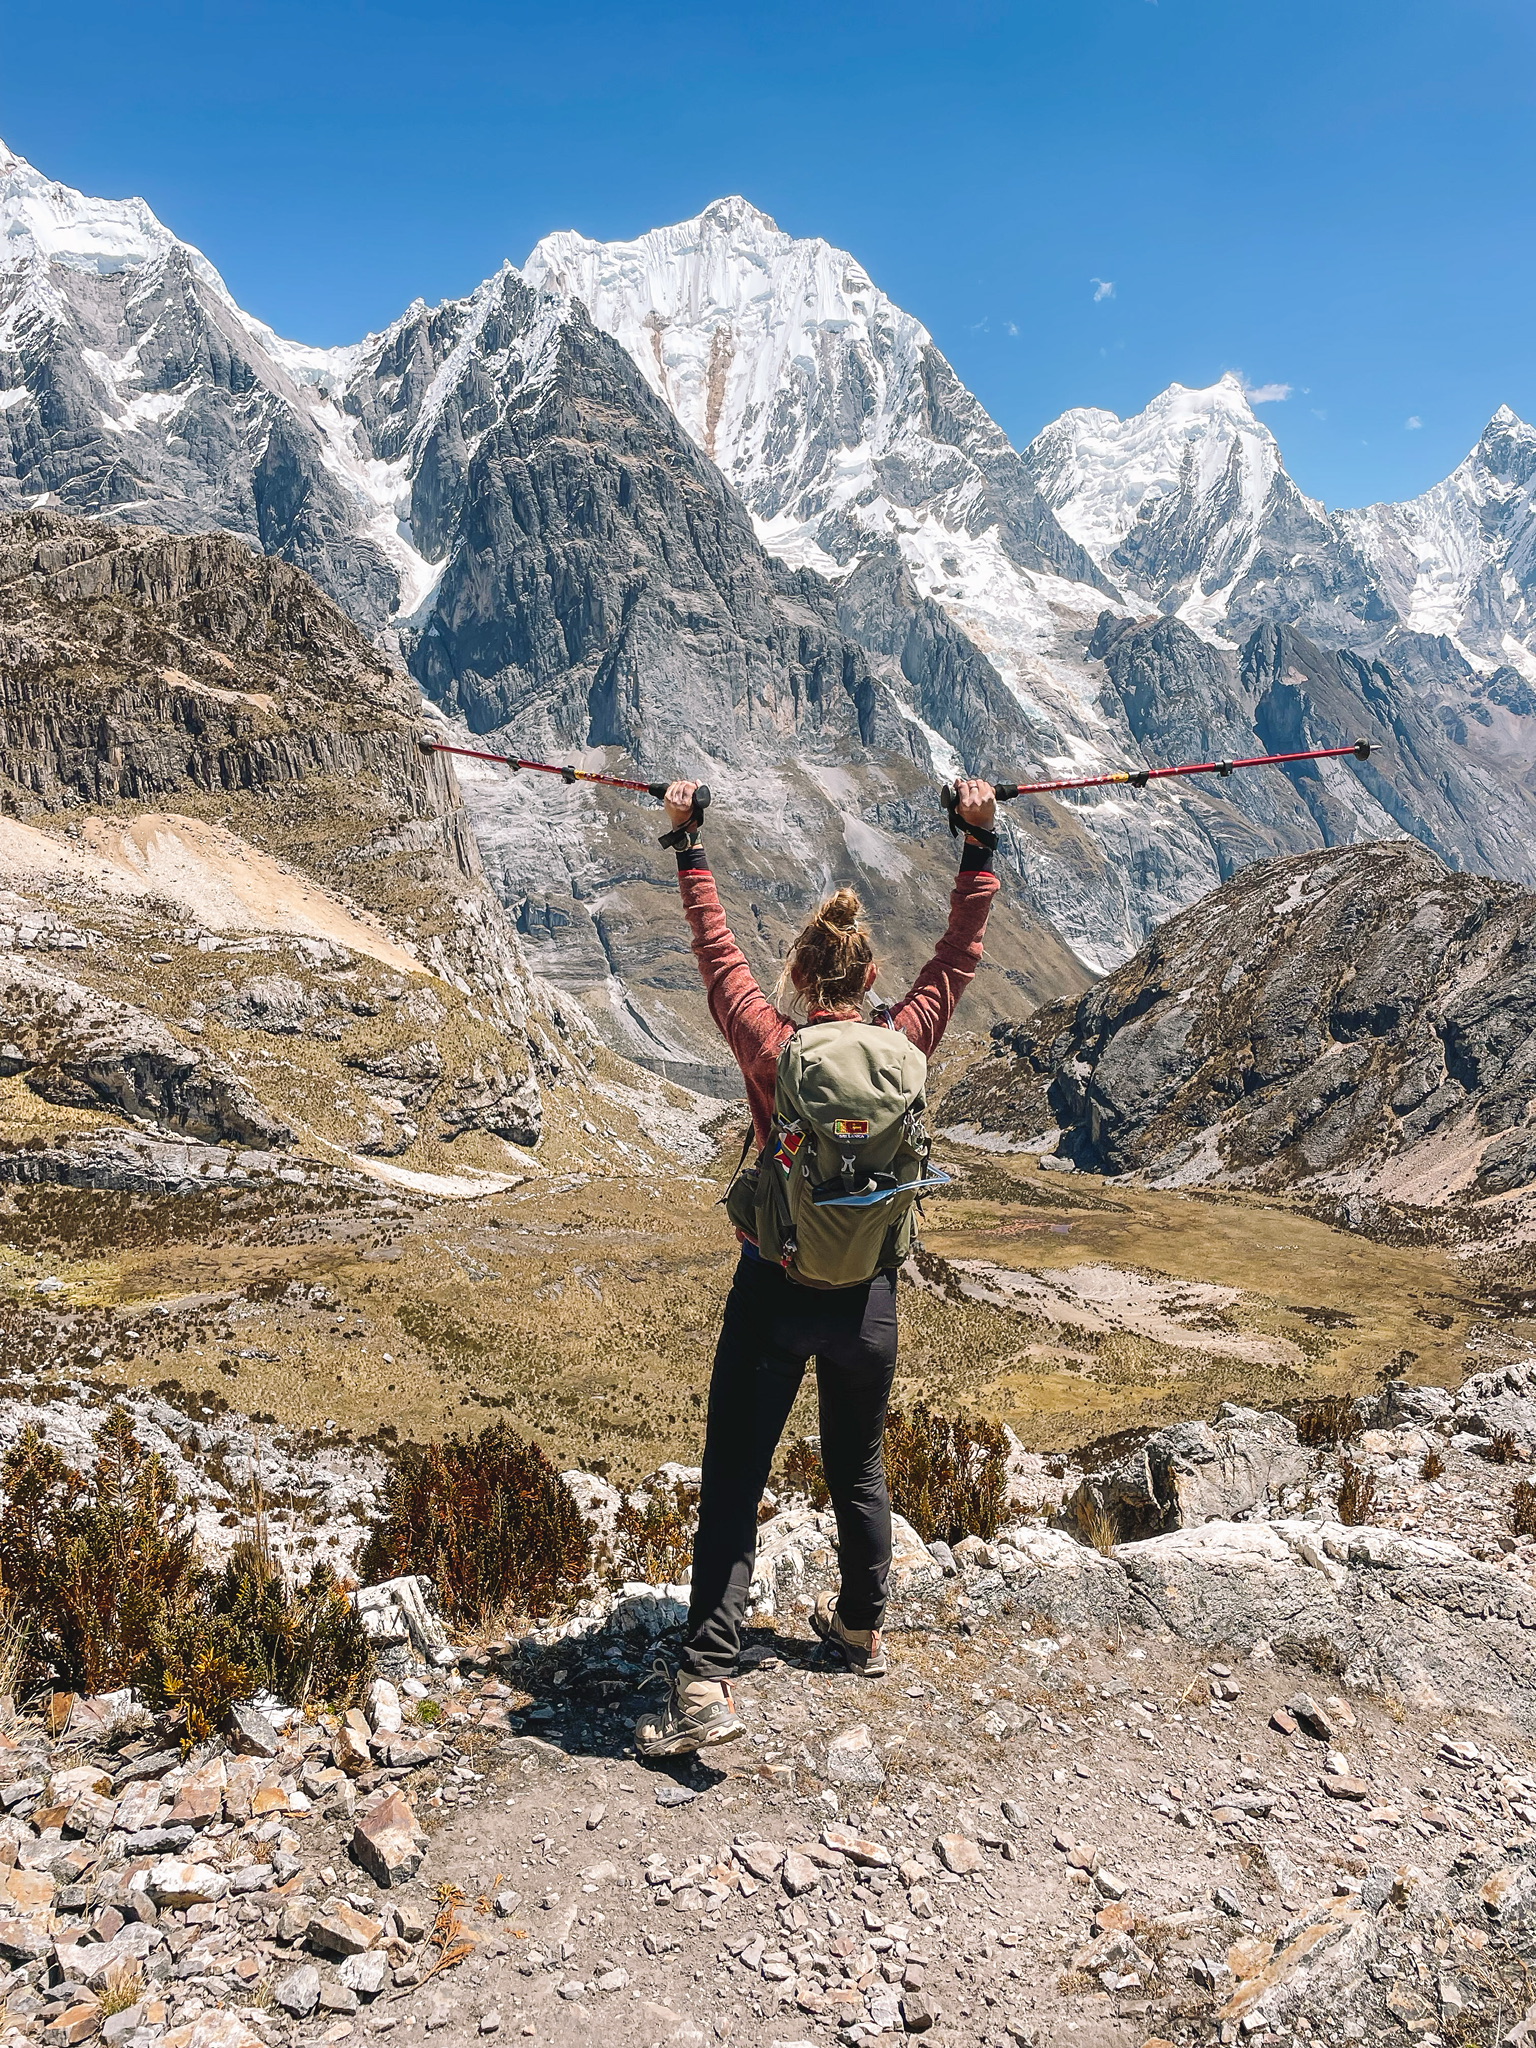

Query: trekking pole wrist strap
<box><xmin>940</xmin><ymin>783</ymin><xmax>999</xmax><ymax>853</ymax></box>
<box><xmin>658</xmin><ymin>785</ymin><xmax>712</xmax><ymax>849</ymax></box>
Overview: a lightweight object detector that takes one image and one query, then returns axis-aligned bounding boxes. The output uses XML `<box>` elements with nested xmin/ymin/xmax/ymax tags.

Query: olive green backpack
<box><xmin>725</xmin><ymin>1018</ymin><xmax>950</xmax><ymax>1289</ymax></box>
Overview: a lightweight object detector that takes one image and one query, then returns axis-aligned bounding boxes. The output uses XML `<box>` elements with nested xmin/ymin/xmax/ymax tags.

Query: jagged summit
<box><xmin>0</xmin><ymin>137</ymin><xmax>226</xmax><ymax>294</ymax></box>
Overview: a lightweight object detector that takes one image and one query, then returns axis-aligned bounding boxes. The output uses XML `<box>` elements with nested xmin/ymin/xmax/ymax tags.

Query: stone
<box><xmin>478</xmin><ymin>2013</ymin><xmax>502</xmax><ymax>2034</ymax></box>
<box><xmin>935</xmin><ymin>1835</ymin><xmax>983</xmax><ymax>1875</ymax></box>
<box><xmin>1000</xmin><ymin>1799</ymin><xmax>1029</xmax><ymax>1826</ymax></box>
<box><xmin>43</xmin><ymin>2002</ymin><xmax>102</xmax><ymax>2044</ymax></box>
<box><xmin>146</xmin><ymin>1858</ymin><xmax>228</xmax><ymax>1908</ymax></box>
<box><xmin>1067</xmin><ymin>1408</ymin><xmax>1310</xmax><ymax>1545</ymax></box>
<box><xmin>226</xmin><ymin>1703</ymin><xmax>282</xmax><ymax>1758</ymax></box>
<box><xmin>1319</xmin><ymin>1775</ymin><xmax>1371</xmax><ymax>1802</ymax></box>
<box><xmin>492</xmin><ymin>1890</ymin><xmax>523</xmax><ymax>1917</ymax></box>
<box><xmin>309</xmin><ymin>1903</ymin><xmax>383</xmax><ymax>1956</ymax></box>
<box><xmin>1286</xmin><ymin>1693</ymin><xmax>1337</xmax><ymax>1742</ymax></box>
<box><xmin>274</xmin><ymin>1965</ymin><xmax>322</xmax><ymax>2018</ymax></box>
<box><xmin>821</xmin><ymin>1825</ymin><xmax>892</xmax><ymax>1867</ymax></box>
<box><xmin>167</xmin><ymin>1761</ymin><xmax>225</xmax><ymax>1828</ymax></box>
<box><xmin>1094</xmin><ymin>1870</ymin><xmax>1129</xmax><ymax>1900</ymax></box>
<box><xmin>901</xmin><ymin>1990</ymin><xmax>935</xmax><ymax>2032</ymax></box>
<box><xmin>319</xmin><ymin>1981</ymin><xmax>360</xmax><ymax>2015</ymax></box>
<box><xmin>366</xmin><ymin>1680</ymin><xmax>403</xmax><ymax>1737</ymax></box>
<box><xmin>340</xmin><ymin>1951</ymin><xmax>390</xmax><ymax>1999</ymax></box>
<box><xmin>595</xmin><ymin>1969</ymin><xmax>629</xmax><ymax>1992</ymax></box>
<box><xmin>735</xmin><ymin>1842</ymin><xmax>784</xmax><ymax>1881</ymax></box>
<box><xmin>1270</xmin><ymin>1709</ymin><xmax>1300</xmax><ymax>1736</ymax></box>
<box><xmin>335</xmin><ymin>1717</ymin><xmax>373</xmax><ymax>1775</ymax></box>
<box><xmin>351</xmin><ymin>1791</ymin><xmax>427</xmax><ymax>1888</ymax></box>
<box><xmin>781</xmin><ymin>1851</ymin><xmax>819</xmax><ymax>1896</ymax></box>
<box><xmin>160</xmin><ymin>2016</ymin><xmax>265</xmax><ymax>2048</ymax></box>
<box><xmin>824</xmin><ymin>1723</ymin><xmax>884</xmax><ymax>1788</ymax></box>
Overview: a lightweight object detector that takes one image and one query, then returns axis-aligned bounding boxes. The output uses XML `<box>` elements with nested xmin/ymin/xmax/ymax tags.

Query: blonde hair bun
<box><xmin>777</xmin><ymin>888</ymin><xmax>875</xmax><ymax>1014</ymax></box>
<box><xmin>814</xmin><ymin>888</ymin><xmax>864</xmax><ymax>932</ymax></box>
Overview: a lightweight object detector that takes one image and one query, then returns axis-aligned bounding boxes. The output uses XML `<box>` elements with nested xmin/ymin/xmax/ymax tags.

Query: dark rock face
<box><xmin>947</xmin><ymin>841</ymin><xmax>1536</xmax><ymax>1203</ymax></box>
<box><xmin>404</xmin><ymin>286</ymin><xmax>888</xmax><ymax>769</ymax></box>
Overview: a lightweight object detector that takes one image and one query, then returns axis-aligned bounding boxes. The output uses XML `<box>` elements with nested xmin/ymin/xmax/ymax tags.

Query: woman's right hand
<box><xmin>665</xmin><ymin>780</ymin><xmax>702</xmax><ymax>832</ymax></box>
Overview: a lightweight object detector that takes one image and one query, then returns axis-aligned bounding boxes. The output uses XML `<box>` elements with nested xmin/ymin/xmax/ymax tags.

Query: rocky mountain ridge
<box><xmin>3</xmin><ymin>145</ymin><xmax>1535</xmax><ymax>1065</ymax></box>
<box><xmin>944</xmin><ymin>839</ymin><xmax>1536</xmax><ymax>1220</ymax></box>
<box><xmin>0</xmin><ymin>507</ymin><xmax>615</xmax><ymax>1191</ymax></box>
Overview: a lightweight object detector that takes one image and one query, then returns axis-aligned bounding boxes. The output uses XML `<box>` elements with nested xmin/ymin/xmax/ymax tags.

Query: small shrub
<box><xmin>1509</xmin><ymin>1483</ymin><xmax>1536</xmax><ymax>1540</ymax></box>
<box><xmin>1292</xmin><ymin>1397</ymin><xmax>1356</xmax><ymax>1450</ymax></box>
<box><xmin>0</xmin><ymin>1408</ymin><xmax>370</xmax><ymax>1740</ymax></box>
<box><xmin>884</xmin><ymin>1403</ymin><xmax>1008</xmax><ymax>1546</ymax></box>
<box><xmin>1482</xmin><ymin>1431</ymin><xmax>1522</xmax><ymax>1466</ymax></box>
<box><xmin>363</xmin><ymin>1420</ymin><xmax>592</xmax><ymax>1624</ymax></box>
<box><xmin>1421</xmin><ymin>1446</ymin><xmax>1445</xmax><ymax>1481</ymax></box>
<box><xmin>0</xmin><ymin>1407</ymin><xmax>199</xmax><ymax>1697</ymax></box>
<box><xmin>613</xmin><ymin>1480</ymin><xmax>694</xmax><ymax>1586</ymax></box>
<box><xmin>782</xmin><ymin>1437</ymin><xmax>830</xmax><ymax>1510</ymax></box>
<box><xmin>1337</xmin><ymin>1462</ymin><xmax>1377</xmax><ymax>1526</ymax></box>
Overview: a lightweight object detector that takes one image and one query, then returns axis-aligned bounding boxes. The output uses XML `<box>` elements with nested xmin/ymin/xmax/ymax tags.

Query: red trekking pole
<box><xmin>942</xmin><ymin>739</ymin><xmax>1381</xmax><ymax>844</ymax></box>
<box><xmin>419</xmin><ymin>740</ymin><xmax>709</xmax><ymax>847</ymax></box>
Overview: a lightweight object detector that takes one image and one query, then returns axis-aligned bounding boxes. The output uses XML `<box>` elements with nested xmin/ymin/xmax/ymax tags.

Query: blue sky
<box><xmin>5</xmin><ymin>0</ymin><xmax>1533</xmax><ymax>509</ymax></box>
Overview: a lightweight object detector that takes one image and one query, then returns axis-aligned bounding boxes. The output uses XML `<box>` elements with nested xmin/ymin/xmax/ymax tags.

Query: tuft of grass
<box><xmin>1078</xmin><ymin>1495</ymin><xmax>1118</xmax><ymax>1555</ymax></box>
<box><xmin>1509</xmin><ymin>1483</ymin><xmax>1536</xmax><ymax>1540</ymax></box>
<box><xmin>362</xmin><ymin>1420</ymin><xmax>591</xmax><ymax>1625</ymax></box>
<box><xmin>883</xmin><ymin>1402</ymin><xmax>1008</xmax><ymax>1546</ymax></box>
<box><xmin>1481</xmin><ymin>1430</ymin><xmax>1523</xmax><ymax>1466</ymax></box>
<box><xmin>1337</xmin><ymin>1461</ymin><xmax>1377</xmax><ymax>1526</ymax></box>
<box><xmin>1421</xmin><ymin>1446</ymin><xmax>1445</xmax><ymax>1481</ymax></box>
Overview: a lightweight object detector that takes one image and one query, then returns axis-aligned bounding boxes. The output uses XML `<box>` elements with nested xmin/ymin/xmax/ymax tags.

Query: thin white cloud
<box><xmin>1405</xmin><ymin>414</ymin><xmax>1423</xmax><ymax>430</ymax></box>
<box><xmin>1005</xmin><ymin>320</ymin><xmax>1019</xmax><ymax>337</ymax></box>
<box><xmin>1091</xmin><ymin>278</ymin><xmax>1114</xmax><ymax>302</ymax></box>
<box><xmin>1241</xmin><ymin>379</ymin><xmax>1292</xmax><ymax>404</ymax></box>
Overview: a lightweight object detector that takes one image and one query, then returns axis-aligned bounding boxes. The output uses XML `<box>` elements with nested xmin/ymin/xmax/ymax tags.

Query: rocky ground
<box><xmin>7</xmin><ymin>1364</ymin><xmax>1536</xmax><ymax>2048</ymax></box>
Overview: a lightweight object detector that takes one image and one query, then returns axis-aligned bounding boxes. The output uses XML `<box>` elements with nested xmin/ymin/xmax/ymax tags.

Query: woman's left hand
<box><xmin>953</xmin><ymin>777</ymin><xmax>997</xmax><ymax>831</ymax></box>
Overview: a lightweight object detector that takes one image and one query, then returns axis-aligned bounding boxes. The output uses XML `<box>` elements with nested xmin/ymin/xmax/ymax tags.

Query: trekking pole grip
<box><xmin>657</xmin><ymin>783</ymin><xmax>711</xmax><ymax>848</ymax></box>
<box><xmin>940</xmin><ymin>782</ymin><xmax>1000</xmax><ymax>852</ymax></box>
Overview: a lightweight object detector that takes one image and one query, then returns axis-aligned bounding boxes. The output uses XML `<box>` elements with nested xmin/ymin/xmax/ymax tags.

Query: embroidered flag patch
<box><xmin>831</xmin><ymin>1118</ymin><xmax>871</xmax><ymax>1139</ymax></box>
<box><xmin>774</xmin><ymin>1128</ymin><xmax>805</xmax><ymax>1172</ymax></box>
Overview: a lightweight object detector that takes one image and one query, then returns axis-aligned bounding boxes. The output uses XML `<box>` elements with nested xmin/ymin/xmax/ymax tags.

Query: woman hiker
<box><xmin>635</xmin><ymin>776</ymin><xmax>1000</xmax><ymax>1758</ymax></box>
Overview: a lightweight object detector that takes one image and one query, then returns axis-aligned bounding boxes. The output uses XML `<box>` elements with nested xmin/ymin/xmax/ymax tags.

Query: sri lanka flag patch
<box><xmin>831</xmin><ymin>1118</ymin><xmax>870</xmax><ymax>1139</ymax></box>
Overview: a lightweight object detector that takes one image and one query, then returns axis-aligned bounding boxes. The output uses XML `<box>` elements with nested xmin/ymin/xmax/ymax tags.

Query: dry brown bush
<box><xmin>1292</xmin><ymin>1396</ymin><xmax>1357</xmax><ymax>1448</ymax></box>
<box><xmin>883</xmin><ymin>1402</ymin><xmax>1008</xmax><ymax>1545</ymax></box>
<box><xmin>1509</xmin><ymin>1482</ymin><xmax>1536</xmax><ymax>1539</ymax></box>
<box><xmin>1337</xmin><ymin>1461</ymin><xmax>1377</xmax><ymax>1525</ymax></box>
<box><xmin>612</xmin><ymin>1480</ymin><xmax>695</xmax><ymax>1586</ymax></box>
<box><xmin>0</xmin><ymin>1407</ymin><xmax>370</xmax><ymax>1742</ymax></box>
<box><xmin>1482</xmin><ymin>1430</ymin><xmax>1523</xmax><ymax>1465</ymax></box>
<box><xmin>782</xmin><ymin>1437</ymin><xmax>830</xmax><ymax>1510</ymax></box>
<box><xmin>364</xmin><ymin>1420</ymin><xmax>591</xmax><ymax>1624</ymax></box>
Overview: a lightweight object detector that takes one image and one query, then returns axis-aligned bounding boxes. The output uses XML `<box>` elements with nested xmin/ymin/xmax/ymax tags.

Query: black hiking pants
<box><xmin>680</xmin><ymin>1251</ymin><xmax>898</xmax><ymax>1682</ymax></box>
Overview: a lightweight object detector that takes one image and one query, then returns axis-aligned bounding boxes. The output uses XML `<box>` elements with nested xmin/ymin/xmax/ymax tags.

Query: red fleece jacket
<box><xmin>677</xmin><ymin>858</ymin><xmax>1000</xmax><ymax>1147</ymax></box>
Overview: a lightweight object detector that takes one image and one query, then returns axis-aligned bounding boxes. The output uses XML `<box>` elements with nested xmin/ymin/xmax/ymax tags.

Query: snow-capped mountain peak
<box><xmin>0</xmin><ymin>138</ymin><xmax>227</xmax><ymax>296</ymax></box>
<box><xmin>1025</xmin><ymin>371</ymin><xmax>1283</xmax><ymax>565</ymax></box>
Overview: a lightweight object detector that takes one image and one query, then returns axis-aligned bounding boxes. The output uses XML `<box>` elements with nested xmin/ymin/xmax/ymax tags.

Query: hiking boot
<box><xmin>811</xmin><ymin>1592</ymin><xmax>889</xmax><ymax>1677</ymax></box>
<box><xmin>634</xmin><ymin>1671</ymin><xmax>744</xmax><ymax>1758</ymax></box>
